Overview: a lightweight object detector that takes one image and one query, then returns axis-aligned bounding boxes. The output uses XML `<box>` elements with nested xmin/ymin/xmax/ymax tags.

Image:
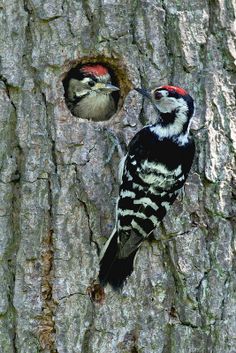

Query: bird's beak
<box><xmin>93</xmin><ymin>83</ymin><xmax>120</xmax><ymax>93</ymax></box>
<box><xmin>135</xmin><ymin>87</ymin><xmax>160</xmax><ymax>115</ymax></box>
<box><xmin>134</xmin><ymin>87</ymin><xmax>152</xmax><ymax>100</ymax></box>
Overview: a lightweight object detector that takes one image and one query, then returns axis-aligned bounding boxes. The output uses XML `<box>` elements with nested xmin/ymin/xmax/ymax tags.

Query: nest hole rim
<box><xmin>62</xmin><ymin>56</ymin><xmax>133</xmax><ymax>121</ymax></box>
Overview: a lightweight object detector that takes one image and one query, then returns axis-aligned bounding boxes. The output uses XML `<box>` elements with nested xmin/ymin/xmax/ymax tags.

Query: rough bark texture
<box><xmin>0</xmin><ymin>0</ymin><xmax>235</xmax><ymax>352</ymax></box>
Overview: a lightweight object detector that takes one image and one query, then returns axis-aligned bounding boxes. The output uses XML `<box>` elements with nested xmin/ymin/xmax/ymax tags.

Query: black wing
<box><xmin>116</xmin><ymin>127</ymin><xmax>195</xmax><ymax>244</ymax></box>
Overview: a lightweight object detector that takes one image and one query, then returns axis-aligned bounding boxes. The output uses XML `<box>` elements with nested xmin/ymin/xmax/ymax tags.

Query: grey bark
<box><xmin>0</xmin><ymin>0</ymin><xmax>235</xmax><ymax>352</ymax></box>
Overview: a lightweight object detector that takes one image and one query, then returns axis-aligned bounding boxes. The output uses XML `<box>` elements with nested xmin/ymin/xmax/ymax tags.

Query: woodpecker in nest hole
<box><xmin>67</xmin><ymin>64</ymin><xmax>119</xmax><ymax>121</ymax></box>
<box><xmin>98</xmin><ymin>85</ymin><xmax>195</xmax><ymax>290</ymax></box>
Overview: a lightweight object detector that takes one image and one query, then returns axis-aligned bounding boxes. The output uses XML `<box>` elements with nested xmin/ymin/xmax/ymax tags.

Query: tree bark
<box><xmin>0</xmin><ymin>0</ymin><xmax>235</xmax><ymax>352</ymax></box>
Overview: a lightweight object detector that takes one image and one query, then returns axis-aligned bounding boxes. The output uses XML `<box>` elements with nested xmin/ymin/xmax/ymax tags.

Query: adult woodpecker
<box><xmin>99</xmin><ymin>85</ymin><xmax>195</xmax><ymax>290</ymax></box>
<box><xmin>67</xmin><ymin>64</ymin><xmax>119</xmax><ymax>120</ymax></box>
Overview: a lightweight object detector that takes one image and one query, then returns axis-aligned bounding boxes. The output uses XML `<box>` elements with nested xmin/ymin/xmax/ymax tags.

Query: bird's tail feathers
<box><xmin>98</xmin><ymin>229</ymin><xmax>141</xmax><ymax>290</ymax></box>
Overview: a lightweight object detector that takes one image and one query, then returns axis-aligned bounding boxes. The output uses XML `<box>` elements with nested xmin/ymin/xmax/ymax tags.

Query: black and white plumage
<box><xmin>99</xmin><ymin>85</ymin><xmax>195</xmax><ymax>290</ymax></box>
<box><xmin>66</xmin><ymin>64</ymin><xmax>119</xmax><ymax>121</ymax></box>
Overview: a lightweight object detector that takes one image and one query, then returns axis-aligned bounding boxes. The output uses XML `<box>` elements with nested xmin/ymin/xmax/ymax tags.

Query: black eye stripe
<box><xmin>88</xmin><ymin>80</ymin><xmax>95</xmax><ymax>87</ymax></box>
<box><xmin>154</xmin><ymin>91</ymin><xmax>164</xmax><ymax>100</ymax></box>
<box><xmin>88</xmin><ymin>75</ymin><xmax>98</xmax><ymax>82</ymax></box>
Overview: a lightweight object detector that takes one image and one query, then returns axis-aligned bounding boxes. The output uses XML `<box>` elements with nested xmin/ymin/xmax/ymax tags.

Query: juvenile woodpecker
<box><xmin>67</xmin><ymin>64</ymin><xmax>119</xmax><ymax>121</ymax></box>
<box><xmin>99</xmin><ymin>85</ymin><xmax>195</xmax><ymax>290</ymax></box>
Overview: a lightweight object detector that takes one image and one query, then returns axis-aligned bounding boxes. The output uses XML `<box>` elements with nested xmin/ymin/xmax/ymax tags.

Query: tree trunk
<box><xmin>0</xmin><ymin>0</ymin><xmax>235</xmax><ymax>352</ymax></box>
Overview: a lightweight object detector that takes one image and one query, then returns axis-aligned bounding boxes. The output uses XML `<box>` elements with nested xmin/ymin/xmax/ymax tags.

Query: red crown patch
<box><xmin>160</xmin><ymin>85</ymin><xmax>188</xmax><ymax>96</ymax></box>
<box><xmin>80</xmin><ymin>64</ymin><xmax>109</xmax><ymax>77</ymax></box>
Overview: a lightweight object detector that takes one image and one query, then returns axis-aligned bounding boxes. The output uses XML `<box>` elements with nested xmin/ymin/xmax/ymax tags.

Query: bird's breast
<box><xmin>74</xmin><ymin>93</ymin><xmax>115</xmax><ymax>121</ymax></box>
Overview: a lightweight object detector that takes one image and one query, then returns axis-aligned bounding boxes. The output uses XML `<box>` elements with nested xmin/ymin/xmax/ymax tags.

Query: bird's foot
<box><xmin>86</xmin><ymin>279</ymin><xmax>105</xmax><ymax>304</ymax></box>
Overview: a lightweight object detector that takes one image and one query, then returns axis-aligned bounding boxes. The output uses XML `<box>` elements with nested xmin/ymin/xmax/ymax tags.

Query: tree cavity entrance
<box><xmin>63</xmin><ymin>57</ymin><xmax>131</xmax><ymax>122</ymax></box>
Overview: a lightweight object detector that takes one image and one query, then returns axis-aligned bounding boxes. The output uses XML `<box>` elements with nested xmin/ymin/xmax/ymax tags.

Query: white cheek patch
<box><xmin>151</xmin><ymin>98</ymin><xmax>190</xmax><ymax>143</ymax></box>
<box><xmin>81</xmin><ymin>77</ymin><xmax>93</xmax><ymax>84</ymax></box>
<box><xmin>155</xmin><ymin>97</ymin><xmax>185</xmax><ymax>114</ymax></box>
<box><xmin>75</xmin><ymin>89</ymin><xmax>90</xmax><ymax>97</ymax></box>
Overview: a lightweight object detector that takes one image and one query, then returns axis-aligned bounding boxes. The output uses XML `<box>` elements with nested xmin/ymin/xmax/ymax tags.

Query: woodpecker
<box><xmin>99</xmin><ymin>85</ymin><xmax>195</xmax><ymax>290</ymax></box>
<box><xmin>67</xmin><ymin>64</ymin><xmax>119</xmax><ymax>121</ymax></box>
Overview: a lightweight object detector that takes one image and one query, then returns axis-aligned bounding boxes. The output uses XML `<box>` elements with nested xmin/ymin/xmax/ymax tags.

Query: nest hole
<box><xmin>62</xmin><ymin>57</ymin><xmax>132</xmax><ymax>121</ymax></box>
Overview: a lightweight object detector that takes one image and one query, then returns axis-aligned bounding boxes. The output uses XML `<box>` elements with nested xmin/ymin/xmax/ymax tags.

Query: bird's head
<box><xmin>68</xmin><ymin>64</ymin><xmax>119</xmax><ymax>101</ymax></box>
<box><xmin>135</xmin><ymin>85</ymin><xmax>194</xmax><ymax>137</ymax></box>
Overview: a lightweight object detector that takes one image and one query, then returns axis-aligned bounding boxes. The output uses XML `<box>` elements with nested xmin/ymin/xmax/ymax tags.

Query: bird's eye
<box><xmin>154</xmin><ymin>91</ymin><xmax>164</xmax><ymax>100</ymax></box>
<box><xmin>88</xmin><ymin>81</ymin><xmax>95</xmax><ymax>87</ymax></box>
